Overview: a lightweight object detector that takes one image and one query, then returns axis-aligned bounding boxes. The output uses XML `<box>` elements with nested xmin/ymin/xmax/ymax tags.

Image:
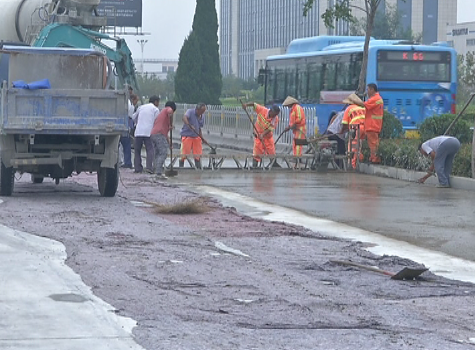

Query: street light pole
<box><xmin>137</xmin><ymin>39</ymin><xmax>148</xmax><ymax>74</ymax></box>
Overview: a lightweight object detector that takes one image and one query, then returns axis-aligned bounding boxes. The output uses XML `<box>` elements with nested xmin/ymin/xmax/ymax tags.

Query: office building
<box><xmin>220</xmin><ymin>0</ymin><xmax>457</xmax><ymax>79</ymax></box>
<box><xmin>446</xmin><ymin>22</ymin><xmax>475</xmax><ymax>56</ymax></box>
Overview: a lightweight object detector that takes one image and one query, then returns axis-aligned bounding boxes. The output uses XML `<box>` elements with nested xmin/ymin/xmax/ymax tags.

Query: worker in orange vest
<box><xmin>357</xmin><ymin>83</ymin><xmax>384</xmax><ymax>163</ymax></box>
<box><xmin>341</xmin><ymin>94</ymin><xmax>366</xmax><ymax>169</ymax></box>
<box><xmin>242</xmin><ymin>101</ymin><xmax>280</xmax><ymax>168</ymax></box>
<box><xmin>282</xmin><ymin>96</ymin><xmax>307</xmax><ymax>159</ymax></box>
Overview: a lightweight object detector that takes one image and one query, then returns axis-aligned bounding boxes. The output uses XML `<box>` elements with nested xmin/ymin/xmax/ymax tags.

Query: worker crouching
<box><xmin>242</xmin><ymin>102</ymin><xmax>280</xmax><ymax>168</ymax></box>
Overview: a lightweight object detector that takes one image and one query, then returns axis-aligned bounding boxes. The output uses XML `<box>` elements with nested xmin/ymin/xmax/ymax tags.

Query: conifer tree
<box><xmin>175</xmin><ymin>0</ymin><xmax>222</xmax><ymax>104</ymax></box>
<box><xmin>175</xmin><ymin>32</ymin><xmax>203</xmax><ymax>103</ymax></box>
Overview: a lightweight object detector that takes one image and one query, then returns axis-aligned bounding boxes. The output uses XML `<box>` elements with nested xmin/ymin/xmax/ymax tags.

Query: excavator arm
<box><xmin>32</xmin><ymin>23</ymin><xmax>140</xmax><ymax>94</ymax></box>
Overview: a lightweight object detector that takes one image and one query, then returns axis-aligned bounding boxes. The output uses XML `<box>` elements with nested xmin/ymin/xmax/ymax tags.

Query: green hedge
<box><xmin>418</xmin><ymin>114</ymin><xmax>473</xmax><ymax>144</ymax></box>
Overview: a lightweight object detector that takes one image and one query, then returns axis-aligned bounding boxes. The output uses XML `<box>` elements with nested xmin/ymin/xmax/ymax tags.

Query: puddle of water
<box><xmin>49</xmin><ymin>293</ymin><xmax>88</xmax><ymax>303</ymax></box>
<box><xmin>197</xmin><ymin>185</ymin><xmax>475</xmax><ymax>284</ymax></box>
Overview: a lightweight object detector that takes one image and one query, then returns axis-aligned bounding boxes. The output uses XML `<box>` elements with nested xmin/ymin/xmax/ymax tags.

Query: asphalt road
<box><xmin>173</xmin><ymin>170</ymin><xmax>475</xmax><ymax>263</ymax></box>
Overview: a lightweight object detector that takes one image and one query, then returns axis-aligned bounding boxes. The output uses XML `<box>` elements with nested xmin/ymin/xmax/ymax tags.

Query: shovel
<box><xmin>165</xmin><ymin>122</ymin><xmax>178</xmax><ymax>177</ymax></box>
<box><xmin>330</xmin><ymin>260</ymin><xmax>428</xmax><ymax>280</ymax></box>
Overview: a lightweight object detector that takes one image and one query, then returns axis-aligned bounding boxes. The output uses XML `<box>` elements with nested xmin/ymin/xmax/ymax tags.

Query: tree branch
<box><xmin>348</xmin><ymin>4</ymin><xmax>368</xmax><ymax>14</ymax></box>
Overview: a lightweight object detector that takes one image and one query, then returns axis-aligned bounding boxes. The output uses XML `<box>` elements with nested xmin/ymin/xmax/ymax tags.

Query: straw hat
<box><xmin>342</xmin><ymin>93</ymin><xmax>364</xmax><ymax>105</ymax></box>
<box><xmin>282</xmin><ymin>96</ymin><xmax>299</xmax><ymax>106</ymax></box>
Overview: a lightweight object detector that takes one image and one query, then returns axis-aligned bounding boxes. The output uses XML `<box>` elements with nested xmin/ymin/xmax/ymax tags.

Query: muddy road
<box><xmin>1</xmin><ymin>170</ymin><xmax>475</xmax><ymax>349</ymax></box>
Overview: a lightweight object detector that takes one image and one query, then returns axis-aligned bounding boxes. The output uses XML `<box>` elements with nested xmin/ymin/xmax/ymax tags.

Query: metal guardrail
<box><xmin>171</xmin><ymin>104</ymin><xmax>318</xmax><ymax>147</ymax></box>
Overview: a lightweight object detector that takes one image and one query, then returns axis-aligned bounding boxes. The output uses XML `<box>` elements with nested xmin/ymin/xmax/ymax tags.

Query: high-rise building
<box><xmin>219</xmin><ymin>0</ymin><xmax>457</xmax><ymax>79</ymax></box>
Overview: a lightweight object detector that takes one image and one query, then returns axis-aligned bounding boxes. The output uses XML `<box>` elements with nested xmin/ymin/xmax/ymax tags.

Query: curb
<box><xmin>358</xmin><ymin>163</ymin><xmax>475</xmax><ymax>191</ymax></box>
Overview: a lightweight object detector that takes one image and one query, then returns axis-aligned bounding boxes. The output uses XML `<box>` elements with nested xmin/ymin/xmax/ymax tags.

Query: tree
<box><xmin>304</xmin><ymin>0</ymin><xmax>404</xmax><ymax>94</ymax></box>
<box><xmin>175</xmin><ymin>0</ymin><xmax>222</xmax><ymax>104</ymax></box>
<box><xmin>457</xmin><ymin>52</ymin><xmax>475</xmax><ymax>102</ymax></box>
<box><xmin>350</xmin><ymin>4</ymin><xmax>417</xmax><ymax>41</ymax></box>
<box><xmin>175</xmin><ymin>32</ymin><xmax>203</xmax><ymax>103</ymax></box>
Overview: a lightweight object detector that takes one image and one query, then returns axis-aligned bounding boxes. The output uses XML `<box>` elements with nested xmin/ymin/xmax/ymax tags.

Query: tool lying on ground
<box><xmin>188</xmin><ymin>125</ymin><xmax>217</xmax><ymax>154</ymax></box>
<box><xmin>165</xmin><ymin>122</ymin><xmax>178</xmax><ymax>177</ymax></box>
<box><xmin>330</xmin><ymin>260</ymin><xmax>428</xmax><ymax>280</ymax></box>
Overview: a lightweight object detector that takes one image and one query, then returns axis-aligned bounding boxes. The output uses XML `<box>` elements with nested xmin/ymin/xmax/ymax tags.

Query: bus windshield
<box><xmin>377</xmin><ymin>50</ymin><xmax>451</xmax><ymax>82</ymax></box>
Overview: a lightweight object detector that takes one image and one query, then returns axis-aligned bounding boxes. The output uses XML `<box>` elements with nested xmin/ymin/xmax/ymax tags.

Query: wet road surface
<box><xmin>173</xmin><ymin>170</ymin><xmax>475</xmax><ymax>262</ymax></box>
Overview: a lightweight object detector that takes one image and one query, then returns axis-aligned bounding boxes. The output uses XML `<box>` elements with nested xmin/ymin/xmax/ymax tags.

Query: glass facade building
<box><xmin>220</xmin><ymin>0</ymin><xmax>456</xmax><ymax>79</ymax></box>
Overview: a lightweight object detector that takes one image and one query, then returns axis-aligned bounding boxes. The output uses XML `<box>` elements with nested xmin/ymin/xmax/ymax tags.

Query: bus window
<box><xmin>275</xmin><ymin>67</ymin><xmax>286</xmax><ymax>103</ymax></box>
<box><xmin>350</xmin><ymin>54</ymin><xmax>362</xmax><ymax>89</ymax></box>
<box><xmin>377</xmin><ymin>50</ymin><xmax>451</xmax><ymax>82</ymax></box>
<box><xmin>297</xmin><ymin>64</ymin><xmax>308</xmax><ymax>102</ymax></box>
<box><xmin>307</xmin><ymin>63</ymin><xmax>322</xmax><ymax>103</ymax></box>
<box><xmin>323</xmin><ymin>61</ymin><xmax>337</xmax><ymax>90</ymax></box>
<box><xmin>336</xmin><ymin>61</ymin><xmax>351</xmax><ymax>90</ymax></box>
<box><xmin>286</xmin><ymin>65</ymin><xmax>297</xmax><ymax>97</ymax></box>
<box><xmin>266</xmin><ymin>66</ymin><xmax>276</xmax><ymax>104</ymax></box>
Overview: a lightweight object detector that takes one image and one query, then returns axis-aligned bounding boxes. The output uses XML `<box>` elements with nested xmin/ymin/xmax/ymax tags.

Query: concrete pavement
<box><xmin>0</xmin><ymin>221</ymin><xmax>144</xmax><ymax>350</ymax></box>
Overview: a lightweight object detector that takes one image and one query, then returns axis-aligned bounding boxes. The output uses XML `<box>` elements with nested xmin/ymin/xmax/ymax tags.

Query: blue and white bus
<box><xmin>262</xmin><ymin>36</ymin><xmax>457</xmax><ymax>134</ymax></box>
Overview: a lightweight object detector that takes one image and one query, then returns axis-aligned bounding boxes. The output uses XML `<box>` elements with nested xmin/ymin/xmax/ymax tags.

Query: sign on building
<box><xmin>96</xmin><ymin>0</ymin><xmax>143</xmax><ymax>28</ymax></box>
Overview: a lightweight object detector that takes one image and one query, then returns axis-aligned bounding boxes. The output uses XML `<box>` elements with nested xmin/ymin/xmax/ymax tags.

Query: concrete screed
<box><xmin>0</xmin><ymin>170</ymin><xmax>474</xmax><ymax>350</ymax></box>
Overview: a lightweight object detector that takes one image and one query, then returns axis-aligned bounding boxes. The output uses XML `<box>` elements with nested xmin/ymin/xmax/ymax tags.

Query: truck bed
<box><xmin>0</xmin><ymin>88</ymin><xmax>128</xmax><ymax>135</ymax></box>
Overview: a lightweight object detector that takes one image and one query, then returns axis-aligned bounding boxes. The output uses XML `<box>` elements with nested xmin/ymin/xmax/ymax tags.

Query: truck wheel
<box><xmin>31</xmin><ymin>175</ymin><xmax>44</xmax><ymax>184</ymax></box>
<box><xmin>0</xmin><ymin>160</ymin><xmax>14</xmax><ymax>196</ymax></box>
<box><xmin>97</xmin><ymin>164</ymin><xmax>119</xmax><ymax>197</ymax></box>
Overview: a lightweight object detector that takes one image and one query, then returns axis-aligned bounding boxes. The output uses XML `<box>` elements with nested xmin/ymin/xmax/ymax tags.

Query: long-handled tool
<box><xmin>239</xmin><ymin>99</ymin><xmax>261</xmax><ymax>138</ymax></box>
<box><xmin>240</xmin><ymin>99</ymin><xmax>270</xmax><ymax>168</ymax></box>
<box><xmin>274</xmin><ymin>130</ymin><xmax>287</xmax><ymax>145</ymax></box>
<box><xmin>331</xmin><ymin>260</ymin><xmax>428</xmax><ymax>280</ymax></box>
<box><xmin>165</xmin><ymin>121</ymin><xmax>178</xmax><ymax>177</ymax></box>
<box><xmin>188</xmin><ymin>126</ymin><xmax>217</xmax><ymax>155</ymax></box>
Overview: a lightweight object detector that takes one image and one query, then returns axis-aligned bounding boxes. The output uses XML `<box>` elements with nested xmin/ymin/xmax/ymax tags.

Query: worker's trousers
<box><xmin>181</xmin><ymin>136</ymin><xmax>202</xmax><ymax>161</ymax></box>
<box><xmin>292</xmin><ymin>130</ymin><xmax>306</xmax><ymax>156</ymax></box>
<box><xmin>366</xmin><ymin>131</ymin><xmax>381</xmax><ymax>163</ymax></box>
<box><xmin>350</xmin><ymin>126</ymin><xmax>365</xmax><ymax>169</ymax></box>
<box><xmin>434</xmin><ymin>138</ymin><xmax>461</xmax><ymax>186</ymax></box>
<box><xmin>151</xmin><ymin>134</ymin><xmax>168</xmax><ymax>175</ymax></box>
<box><xmin>253</xmin><ymin>137</ymin><xmax>275</xmax><ymax>162</ymax></box>
<box><xmin>134</xmin><ymin>136</ymin><xmax>154</xmax><ymax>172</ymax></box>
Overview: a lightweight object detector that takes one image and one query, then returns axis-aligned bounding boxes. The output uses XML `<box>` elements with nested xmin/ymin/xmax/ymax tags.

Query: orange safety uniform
<box><xmin>364</xmin><ymin>92</ymin><xmax>384</xmax><ymax>163</ymax></box>
<box><xmin>253</xmin><ymin>103</ymin><xmax>278</xmax><ymax>162</ymax></box>
<box><xmin>289</xmin><ymin>104</ymin><xmax>307</xmax><ymax>156</ymax></box>
<box><xmin>342</xmin><ymin>104</ymin><xmax>366</xmax><ymax>168</ymax></box>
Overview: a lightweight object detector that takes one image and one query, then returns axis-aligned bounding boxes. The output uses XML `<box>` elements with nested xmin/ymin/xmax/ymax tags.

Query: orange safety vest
<box><xmin>254</xmin><ymin>103</ymin><xmax>278</xmax><ymax>139</ymax></box>
<box><xmin>342</xmin><ymin>104</ymin><xmax>365</xmax><ymax>126</ymax></box>
<box><xmin>290</xmin><ymin>104</ymin><xmax>307</xmax><ymax>138</ymax></box>
<box><xmin>364</xmin><ymin>92</ymin><xmax>384</xmax><ymax>132</ymax></box>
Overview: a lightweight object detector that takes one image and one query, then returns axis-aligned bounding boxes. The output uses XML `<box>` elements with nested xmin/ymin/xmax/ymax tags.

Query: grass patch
<box><xmin>148</xmin><ymin>198</ymin><xmax>210</xmax><ymax>215</ymax></box>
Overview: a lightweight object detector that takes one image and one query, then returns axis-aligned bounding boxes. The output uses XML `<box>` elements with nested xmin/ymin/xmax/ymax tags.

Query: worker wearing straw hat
<box><xmin>283</xmin><ymin>96</ymin><xmax>307</xmax><ymax>160</ymax></box>
<box><xmin>342</xmin><ymin>94</ymin><xmax>366</xmax><ymax>169</ymax></box>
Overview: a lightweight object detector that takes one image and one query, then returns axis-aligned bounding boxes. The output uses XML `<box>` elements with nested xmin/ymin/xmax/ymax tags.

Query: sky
<box><xmin>126</xmin><ymin>0</ymin><xmax>474</xmax><ymax>61</ymax></box>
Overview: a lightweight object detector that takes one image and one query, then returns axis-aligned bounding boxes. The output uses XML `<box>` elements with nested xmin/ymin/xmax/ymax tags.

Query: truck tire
<box><xmin>0</xmin><ymin>160</ymin><xmax>14</xmax><ymax>196</ymax></box>
<box><xmin>97</xmin><ymin>165</ymin><xmax>119</xmax><ymax>197</ymax></box>
<box><xmin>31</xmin><ymin>175</ymin><xmax>44</xmax><ymax>184</ymax></box>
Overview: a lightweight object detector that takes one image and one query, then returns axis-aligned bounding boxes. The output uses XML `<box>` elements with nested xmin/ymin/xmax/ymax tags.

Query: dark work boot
<box><xmin>194</xmin><ymin>159</ymin><xmax>202</xmax><ymax>169</ymax></box>
<box><xmin>252</xmin><ymin>159</ymin><xmax>259</xmax><ymax>168</ymax></box>
<box><xmin>179</xmin><ymin>160</ymin><xmax>185</xmax><ymax>168</ymax></box>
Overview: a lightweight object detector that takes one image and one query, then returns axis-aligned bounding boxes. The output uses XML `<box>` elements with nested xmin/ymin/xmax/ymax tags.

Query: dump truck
<box><xmin>0</xmin><ymin>46</ymin><xmax>128</xmax><ymax>197</ymax></box>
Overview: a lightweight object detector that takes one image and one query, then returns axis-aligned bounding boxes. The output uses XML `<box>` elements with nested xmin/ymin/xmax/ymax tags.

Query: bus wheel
<box><xmin>97</xmin><ymin>164</ymin><xmax>119</xmax><ymax>197</ymax></box>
